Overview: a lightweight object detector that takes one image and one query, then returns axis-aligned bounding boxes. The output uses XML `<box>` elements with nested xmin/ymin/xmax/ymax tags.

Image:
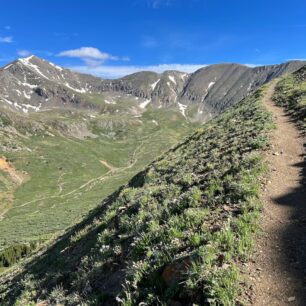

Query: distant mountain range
<box><xmin>0</xmin><ymin>55</ymin><xmax>305</xmax><ymax>120</ymax></box>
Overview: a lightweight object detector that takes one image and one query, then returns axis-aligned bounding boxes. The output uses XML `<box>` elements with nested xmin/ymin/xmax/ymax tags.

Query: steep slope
<box><xmin>245</xmin><ymin>73</ymin><xmax>306</xmax><ymax>305</ymax></box>
<box><xmin>0</xmin><ymin>86</ymin><xmax>273</xmax><ymax>305</ymax></box>
<box><xmin>0</xmin><ymin>55</ymin><xmax>103</xmax><ymax>112</ymax></box>
<box><xmin>180</xmin><ymin>61</ymin><xmax>306</xmax><ymax>118</ymax></box>
<box><xmin>273</xmin><ymin>64</ymin><xmax>306</xmax><ymax>131</ymax></box>
<box><xmin>99</xmin><ymin>70</ymin><xmax>189</xmax><ymax>106</ymax></box>
<box><xmin>0</xmin><ymin>56</ymin><xmax>304</xmax><ymax>120</ymax></box>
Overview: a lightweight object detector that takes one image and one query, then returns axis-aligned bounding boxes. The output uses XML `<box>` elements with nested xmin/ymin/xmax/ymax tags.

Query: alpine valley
<box><xmin>0</xmin><ymin>55</ymin><xmax>305</xmax><ymax>305</ymax></box>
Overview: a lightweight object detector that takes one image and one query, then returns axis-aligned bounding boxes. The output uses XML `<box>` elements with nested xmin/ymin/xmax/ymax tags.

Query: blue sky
<box><xmin>0</xmin><ymin>0</ymin><xmax>305</xmax><ymax>78</ymax></box>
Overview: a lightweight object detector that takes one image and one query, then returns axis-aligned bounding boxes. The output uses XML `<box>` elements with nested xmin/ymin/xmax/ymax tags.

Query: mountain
<box><xmin>0</xmin><ymin>57</ymin><xmax>198</xmax><ymax>263</ymax></box>
<box><xmin>0</xmin><ymin>84</ymin><xmax>274</xmax><ymax>305</ymax></box>
<box><xmin>0</xmin><ymin>55</ymin><xmax>305</xmax><ymax>120</ymax></box>
<box><xmin>0</xmin><ymin>56</ymin><xmax>104</xmax><ymax>113</ymax></box>
<box><xmin>179</xmin><ymin>61</ymin><xmax>305</xmax><ymax>117</ymax></box>
<box><xmin>98</xmin><ymin>70</ymin><xmax>189</xmax><ymax>106</ymax></box>
<box><xmin>0</xmin><ymin>55</ymin><xmax>305</xmax><ymax>305</ymax></box>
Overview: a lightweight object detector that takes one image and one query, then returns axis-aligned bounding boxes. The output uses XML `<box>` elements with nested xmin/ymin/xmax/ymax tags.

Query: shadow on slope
<box><xmin>270</xmin><ymin>65</ymin><xmax>306</xmax><ymax>303</ymax></box>
<box><xmin>0</xmin><ymin>185</ymin><xmax>127</xmax><ymax>305</ymax></box>
<box><xmin>273</xmin><ymin>147</ymin><xmax>306</xmax><ymax>304</ymax></box>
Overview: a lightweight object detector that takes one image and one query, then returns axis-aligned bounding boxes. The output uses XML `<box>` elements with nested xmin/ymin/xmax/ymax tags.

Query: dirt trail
<box><xmin>10</xmin><ymin>143</ymin><xmax>143</xmax><ymax>211</ymax></box>
<box><xmin>248</xmin><ymin>83</ymin><xmax>306</xmax><ymax>305</ymax></box>
<box><xmin>100</xmin><ymin>160</ymin><xmax>115</xmax><ymax>171</ymax></box>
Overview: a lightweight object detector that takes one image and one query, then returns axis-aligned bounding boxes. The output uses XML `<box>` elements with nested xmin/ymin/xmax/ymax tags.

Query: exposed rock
<box><xmin>0</xmin><ymin>55</ymin><xmax>305</xmax><ymax>122</ymax></box>
<box><xmin>161</xmin><ymin>258</ymin><xmax>191</xmax><ymax>286</ymax></box>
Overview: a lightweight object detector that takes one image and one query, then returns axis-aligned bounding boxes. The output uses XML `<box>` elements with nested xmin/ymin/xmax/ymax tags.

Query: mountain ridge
<box><xmin>0</xmin><ymin>55</ymin><xmax>305</xmax><ymax>121</ymax></box>
<box><xmin>0</xmin><ymin>82</ymin><xmax>274</xmax><ymax>306</ymax></box>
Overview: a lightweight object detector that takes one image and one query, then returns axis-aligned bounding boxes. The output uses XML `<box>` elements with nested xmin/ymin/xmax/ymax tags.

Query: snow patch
<box><xmin>150</xmin><ymin>79</ymin><xmax>160</xmax><ymax>90</ymax></box>
<box><xmin>207</xmin><ymin>82</ymin><xmax>215</xmax><ymax>90</ymax></box>
<box><xmin>167</xmin><ymin>82</ymin><xmax>177</xmax><ymax>98</ymax></box>
<box><xmin>22</xmin><ymin>103</ymin><xmax>42</xmax><ymax>112</ymax></box>
<box><xmin>3</xmin><ymin>64</ymin><xmax>12</xmax><ymax>70</ymax></box>
<box><xmin>23</xmin><ymin>91</ymin><xmax>31</xmax><ymax>99</ymax></box>
<box><xmin>247</xmin><ymin>81</ymin><xmax>253</xmax><ymax>92</ymax></box>
<box><xmin>18</xmin><ymin>56</ymin><xmax>51</xmax><ymax>80</ymax></box>
<box><xmin>178</xmin><ymin>102</ymin><xmax>187</xmax><ymax>118</ymax></box>
<box><xmin>201</xmin><ymin>81</ymin><xmax>216</xmax><ymax>102</ymax></box>
<box><xmin>0</xmin><ymin>97</ymin><xmax>13</xmax><ymax>105</ymax></box>
<box><xmin>18</xmin><ymin>81</ymin><xmax>38</xmax><ymax>89</ymax></box>
<box><xmin>65</xmin><ymin>82</ymin><xmax>87</xmax><ymax>93</ymax></box>
<box><xmin>0</xmin><ymin>94</ymin><xmax>42</xmax><ymax>113</ymax></box>
<box><xmin>48</xmin><ymin>61</ymin><xmax>63</xmax><ymax>71</ymax></box>
<box><xmin>139</xmin><ymin>99</ymin><xmax>151</xmax><ymax>109</ymax></box>
<box><xmin>168</xmin><ymin>75</ymin><xmax>176</xmax><ymax>85</ymax></box>
<box><xmin>180</xmin><ymin>73</ymin><xmax>188</xmax><ymax>80</ymax></box>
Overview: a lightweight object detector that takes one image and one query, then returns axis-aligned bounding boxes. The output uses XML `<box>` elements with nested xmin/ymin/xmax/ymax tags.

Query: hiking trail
<box><xmin>247</xmin><ymin>82</ymin><xmax>306</xmax><ymax>305</ymax></box>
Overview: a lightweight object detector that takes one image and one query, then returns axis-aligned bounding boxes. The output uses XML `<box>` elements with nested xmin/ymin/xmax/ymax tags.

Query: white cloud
<box><xmin>65</xmin><ymin>62</ymin><xmax>263</xmax><ymax>79</ymax></box>
<box><xmin>244</xmin><ymin>63</ymin><xmax>262</xmax><ymax>68</ymax></box>
<box><xmin>0</xmin><ymin>36</ymin><xmax>13</xmax><ymax>43</ymax></box>
<box><xmin>67</xmin><ymin>63</ymin><xmax>208</xmax><ymax>79</ymax></box>
<box><xmin>58</xmin><ymin>47</ymin><xmax>117</xmax><ymax>60</ymax></box>
<box><xmin>17</xmin><ymin>50</ymin><xmax>31</xmax><ymax>57</ymax></box>
<box><xmin>58</xmin><ymin>47</ymin><xmax>127</xmax><ymax>66</ymax></box>
<box><xmin>287</xmin><ymin>58</ymin><xmax>306</xmax><ymax>62</ymax></box>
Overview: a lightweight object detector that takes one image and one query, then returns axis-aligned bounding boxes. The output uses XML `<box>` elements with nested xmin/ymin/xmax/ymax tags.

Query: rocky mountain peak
<box><xmin>0</xmin><ymin>56</ymin><xmax>305</xmax><ymax>120</ymax></box>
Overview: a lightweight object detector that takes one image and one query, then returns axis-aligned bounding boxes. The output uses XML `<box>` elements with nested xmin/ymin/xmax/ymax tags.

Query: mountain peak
<box><xmin>17</xmin><ymin>55</ymin><xmax>64</xmax><ymax>73</ymax></box>
<box><xmin>1</xmin><ymin>56</ymin><xmax>305</xmax><ymax>115</ymax></box>
<box><xmin>18</xmin><ymin>54</ymin><xmax>40</xmax><ymax>64</ymax></box>
<box><xmin>18</xmin><ymin>54</ymin><xmax>35</xmax><ymax>60</ymax></box>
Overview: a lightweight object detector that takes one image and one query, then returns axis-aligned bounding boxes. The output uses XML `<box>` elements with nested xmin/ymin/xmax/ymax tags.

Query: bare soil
<box><xmin>0</xmin><ymin>157</ymin><xmax>24</xmax><ymax>185</ymax></box>
<box><xmin>247</xmin><ymin>83</ymin><xmax>306</xmax><ymax>305</ymax></box>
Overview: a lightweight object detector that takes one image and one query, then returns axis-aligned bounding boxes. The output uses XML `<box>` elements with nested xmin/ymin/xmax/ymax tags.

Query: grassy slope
<box><xmin>273</xmin><ymin>65</ymin><xmax>306</xmax><ymax>133</ymax></box>
<box><xmin>0</xmin><ymin>87</ymin><xmax>273</xmax><ymax>305</ymax></box>
<box><xmin>0</xmin><ymin>105</ymin><xmax>195</xmax><ymax>253</ymax></box>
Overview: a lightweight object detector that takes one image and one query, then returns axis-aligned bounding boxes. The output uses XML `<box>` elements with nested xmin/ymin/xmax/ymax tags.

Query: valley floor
<box><xmin>247</xmin><ymin>83</ymin><xmax>306</xmax><ymax>305</ymax></box>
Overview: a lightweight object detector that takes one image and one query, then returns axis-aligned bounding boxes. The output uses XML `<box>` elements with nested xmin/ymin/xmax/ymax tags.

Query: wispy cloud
<box><xmin>287</xmin><ymin>58</ymin><xmax>306</xmax><ymax>62</ymax></box>
<box><xmin>244</xmin><ymin>63</ymin><xmax>262</xmax><ymax>68</ymax></box>
<box><xmin>133</xmin><ymin>0</ymin><xmax>174</xmax><ymax>9</ymax></box>
<box><xmin>0</xmin><ymin>36</ymin><xmax>13</xmax><ymax>43</ymax></box>
<box><xmin>17</xmin><ymin>49</ymin><xmax>31</xmax><ymax>57</ymax></box>
<box><xmin>147</xmin><ymin>0</ymin><xmax>173</xmax><ymax>8</ymax></box>
<box><xmin>58</xmin><ymin>47</ymin><xmax>128</xmax><ymax>66</ymax></box>
<box><xmin>142</xmin><ymin>36</ymin><xmax>159</xmax><ymax>48</ymax></box>
<box><xmin>64</xmin><ymin>62</ymin><xmax>262</xmax><ymax>79</ymax></box>
<box><xmin>68</xmin><ymin>63</ymin><xmax>207</xmax><ymax>79</ymax></box>
<box><xmin>4</xmin><ymin>25</ymin><xmax>11</xmax><ymax>30</ymax></box>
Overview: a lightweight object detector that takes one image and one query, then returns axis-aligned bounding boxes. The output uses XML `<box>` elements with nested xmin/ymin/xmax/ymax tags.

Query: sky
<box><xmin>0</xmin><ymin>0</ymin><xmax>306</xmax><ymax>78</ymax></box>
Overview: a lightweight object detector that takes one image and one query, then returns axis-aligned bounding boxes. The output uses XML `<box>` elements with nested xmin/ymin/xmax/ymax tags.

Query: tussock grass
<box><xmin>0</xmin><ymin>88</ymin><xmax>272</xmax><ymax>305</ymax></box>
<box><xmin>273</xmin><ymin>65</ymin><xmax>306</xmax><ymax>133</ymax></box>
